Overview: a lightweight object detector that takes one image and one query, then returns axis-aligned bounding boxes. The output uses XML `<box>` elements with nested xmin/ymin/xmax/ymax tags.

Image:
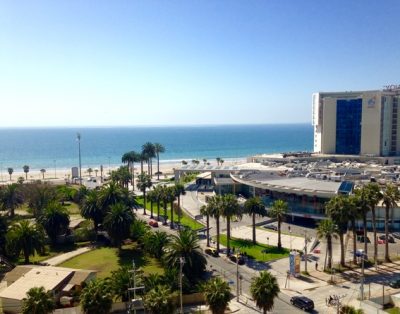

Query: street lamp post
<box><xmin>77</xmin><ymin>133</ymin><xmax>82</xmax><ymax>185</ymax></box>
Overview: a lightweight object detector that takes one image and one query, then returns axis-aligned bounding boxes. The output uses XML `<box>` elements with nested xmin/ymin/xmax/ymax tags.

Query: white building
<box><xmin>312</xmin><ymin>86</ymin><xmax>400</xmax><ymax>157</ymax></box>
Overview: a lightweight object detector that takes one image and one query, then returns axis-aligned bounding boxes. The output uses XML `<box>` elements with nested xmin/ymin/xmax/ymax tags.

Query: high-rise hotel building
<box><xmin>312</xmin><ymin>86</ymin><xmax>400</xmax><ymax>156</ymax></box>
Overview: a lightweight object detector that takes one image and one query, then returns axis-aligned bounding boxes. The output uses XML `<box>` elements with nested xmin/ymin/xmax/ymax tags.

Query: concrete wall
<box><xmin>361</xmin><ymin>93</ymin><xmax>382</xmax><ymax>155</ymax></box>
<box><xmin>321</xmin><ymin>97</ymin><xmax>337</xmax><ymax>154</ymax></box>
<box><xmin>1</xmin><ymin>297</ymin><xmax>22</xmax><ymax>314</ymax></box>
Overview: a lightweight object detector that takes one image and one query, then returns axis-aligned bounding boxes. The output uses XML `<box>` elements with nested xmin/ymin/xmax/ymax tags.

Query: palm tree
<box><xmin>80</xmin><ymin>190</ymin><xmax>103</xmax><ymax>236</ymax></box>
<box><xmin>269</xmin><ymin>200</ymin><xmax>289</xmax><ymax>249</ymax></box>
<box><xmin>209</xmin><ymin>195</ymin><xmax>223</xmax><ymax>252</ymax></box>
<box><xmin>354</xmin><ymin>187</ymin><xmax>370</xmax><ymax>256</ymax></box>
<box><xmin>244</xmin><ymin>197</ymin><xmax>267</xmax><ymax>244</ymax></box>
<box><xmin>147</xmin><ymin>189</ymin><xmax>156</xmax><ymax>219</ymax></box>
<box><xmin>345</xmin><ymin>195</ymin><xmax>360</xmax><ymax>264</ymax></box>
<box><xmin>98</xmin><ymin>181</ymin><xmax>128</xmax><ymax>211</ymax></box>
<box><xmin>317</xmin><ymin>219</ymin><xmax>338</xmax><ymax>270</ymax></box>
<box><xmin>326</xmin><ymin>195</ymin><xmax>350</xmax><ymax>267</ymax></box>
<box><xmin>166</xmin><ymin>186</ymin><xmax>177</xmax><ymax>229</ymax></box>
<box><xmin>340</xmin><ymin>305</ymin><xmax>365</xmax><ymax>314</ymax></box>
<box><xmin>216</xmin><ymin>157</ymin><xmax>221</xmax><ymax>166</ymax></box>
<box><xmin>144</xmin><ymin>230</ymin><xmax>170</xmax><ymax>259</ymax></box>
<box><xmin>382</xmin><ymin>183</ymin><xmax>400</xmax><ymax>262</ymax></box>
<box><xmin>174</xmin><ymin>183</ymin><xmax>186</xmax><ymax>227</ymax></box>
<box><xmin>250</xmin><ymin>271</ymin><xmax>280</xmax><ymax>314</ymax></box>
<box><xmin>200</xmin><ymin>204</ymin><xmax>212</xmax><ymax>247</ymax></box>
<box><xmin>181</xmin><ymin>160</ymin><xmax>188</xmax><ymax>165</ymax></box>
<box><xmin>7</xmin><ymin>167</ymin><xmax>13</xmax><ymax>181</ymax></box>
<box><xmin>103</xmin><ymin>203</ymin><xmax>135</xmax><ymax>249</ymax></box>
<box><xmin>153</xmin><ymin>185</ymin><xmax>162</xmax><ymax>221</ymax></box>
<box><xmin>38</xmin><ymin>202</ymin><xmax>70</xmax><ymax>245</ymax></box>
<box><xmin>220</xmin><ymin>194</ymin><xmax>241</xmax><ymax>255</ymax></box>
<box><xmin>80</xmin><ymin>278</ymin><xmax>113</xmax><ymax>314</ymax></box>
<box><xmin>154</xmin><ymin>143</ymin><xmax>166</xmax><ymax>180</ymax></box>
<box><xmin>142</xmin><ymin>142</ymin><xmax>156</xmax><ymax>176</ymax></box>
<box><xmin>25</xmin><ymin>184</ymin><xmax>57</xmax><ymax>218</ymax></box>
<box><xmin>87</xmin><ymin>168</ymin><xmax>93</xmax><ymax>177</ymax></box>
<box><xmin>137</xmin><ymin>173</ymin><xmax>152</xmax><ymax>215</ymax></box>
<box><xmin>0</xmin><ymin>183</ymin><xmax>24</xmax><ymax>217</ymax></box>
<box><xmin>22</xmin><ymin>286</ymin><xmax>55</xmax><ymax>314</ymax></box>
<box><xmin>159</xmin><ymin>185</ymin><xmax>169</xmax><ymax>225</ymax></box>
<box><xmin>203</xmin><ymin>158</ymin><xmax>207</xmax><ymax>165</ymax></box>
<box><xmin>143</xmin><ymin>285</ymin><xmax>176</xmax><ymax>314</ymax></box>
<box><xmin>220</xmin><ymin>159</ymin><xmax>224</xmax><ymax>165</ymax></box>
<box><xmin>40</xmin><ymin>169</ymin><xmax>46</xmax><ymax>180</ymax></box>
<box><xmin>163</xmin><ymin>229</ymin><xmax>207</xmax><ymax>281</ymax></box>
<box><xmin>6</xmin><ymin>220</ymin><xmax>45</xmax><ymax>264</ymax></box>
<box><xmin>364</xmin><ymin>183</ymin><xmax>383</xmax><ymax>264</ymax></box>
<box><xmin>111</xmin><ymin>266</ymin><xmax>131</xmax><ymax>302</ymax></box>
<box><xmin>23</xmin><ymin>165</ymin><xmax>30</xmax><ymax>180</ymax></box>
<box><xmin>201</xmin><ymin>277</ymin><xmax>230</xmax><ymax>314</ymax></box>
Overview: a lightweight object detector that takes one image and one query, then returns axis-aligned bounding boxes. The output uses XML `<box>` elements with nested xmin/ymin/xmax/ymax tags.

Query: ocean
<box><xmin>0</xmin><ymin>124</ymin><xmax>313</xmax><ymax>171</ymax></box>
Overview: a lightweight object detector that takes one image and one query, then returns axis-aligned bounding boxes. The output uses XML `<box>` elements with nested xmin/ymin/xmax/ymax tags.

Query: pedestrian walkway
<box><xmin>43</xmin><ymin>246</ymin><xmax>94</xmax><ymax>266</ymax></box>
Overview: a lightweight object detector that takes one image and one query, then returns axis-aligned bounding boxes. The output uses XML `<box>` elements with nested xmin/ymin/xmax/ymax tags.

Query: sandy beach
<box><xmin>0</xmin><ymin>158</ymin><xmax>247</xmax><ymax>184</ymax></box>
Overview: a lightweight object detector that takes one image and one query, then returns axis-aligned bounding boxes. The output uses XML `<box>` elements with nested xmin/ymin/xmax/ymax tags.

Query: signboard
<box><xmin>289</xmin><ymin>251</ymin><xmax>300</xmax><ymax>276</ymax></box>
<box><xmin>383</xmin><ymin>84</ymin><xmax>400</xmax><ymax>91</ymax></box>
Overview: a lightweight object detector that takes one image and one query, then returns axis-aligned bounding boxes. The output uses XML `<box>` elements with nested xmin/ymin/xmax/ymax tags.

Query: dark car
<box><xmin>389</xmin><ymin>279</ymin><xmax>400</xmax><ymax>288</ymax></box>
<box><xmin>290</xmin><ymin>296</ymin><xmax>315</xmax><ymax>311</ymax></box>
<box><xmin>263</xmin><ymin>223</ymin><xmax>278</xmax><ymax>231</ymax></box>
<box><xmin>204</xmin><ymin>247</ymin><xmax>219</xmax><ymax>257</ymax></box>
<box><xmin>392</xmin><ymin>232</ymin><xmax>400</xmax><ymax>240</ymax></box>
<box><xmin>229</xmin><ymin>254</ymin><xmax>245</xmax><ymax>265</ymax></box>
<box><xmin>357</xmin><ymin>235</ymin><xmax>371</xmax><ymax>243</ymax></box>
<box><xmin>379</xmin><ymin>234</ymin><xmax>395</xmax><ymax>243</ymax></box>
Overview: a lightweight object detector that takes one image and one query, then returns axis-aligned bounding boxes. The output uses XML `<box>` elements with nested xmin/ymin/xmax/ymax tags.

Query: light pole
<box><xmin>356</xmin><ymin>249</ymin><xmax>366</xmax><ymax>303</ymax></box>
<box><xmin>236</xmin><ymin>249</ymin><xmax>240</xmax><ymax>302</ymax></box>
<box><xmin>77</xmin><ymin>133</ymin><xmax>82</xmax><ymax>185</ymax></box>
<box><xmin>179</xmin><ymin>257</ymin><xmax>185</xmax><ymax>314</ymax></box>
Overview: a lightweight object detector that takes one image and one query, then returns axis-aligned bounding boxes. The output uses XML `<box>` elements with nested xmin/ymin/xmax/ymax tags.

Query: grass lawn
<box><xmin>59</xmin><ymin>243</ymin><xmax>164</xmax><ymax>278</ymax></box>
<box><xmin>136</xmin><ymin>197</ymin><xmax>203</xmax><ymax>230</ymax></box>
<box><xmin>387</xmin><ymin>308</ymin><xmax>400</xmax><ymax>314</ymax></box>
<box><xmin>217</xmin><ymin>234</ymin><xmax>290</xmax><ymax>262</ymax></box>
<box><xmin>63</xmin><ymin>201</ymin><xmax>81</xmax><ymax>214</ymax></box>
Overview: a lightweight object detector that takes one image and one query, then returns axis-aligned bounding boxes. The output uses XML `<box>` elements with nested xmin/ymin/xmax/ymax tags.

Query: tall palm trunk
<box><xmin>372</xmin><ymin>207</ymin><xmax>378</xmax><ymax>264</ymax></box>
<box><xmin>385</xmin><ymin>205</ymin><xmax>390</xmax><ymax>262</ymax></box>
<box><xmin>157</xmin><ymin>153</ymin><xmax>160</xmax><ymax>180</ymax></box>
<box><xmin>143</xmin><ymin>191</ymin><xmax>147</xmax><ymax>215</ymax></box>
<box><xmin>216</xmin><ymin>216</ymin><xmax>220</xmax><ymax>252</ymax></box>
<box><xmin>141</xmin><ymin>161</ymin><xmax>143</xmax><ymax>174</ymax></box>
<box><xmin>363</xmin><ymin>213</ymin><xmax>368</xmax><ymax>255</ymax></box>
<box><xmin>226</xmin><ymin>216</ymin><xmax>231</xmax><ymax>256</ymax></box>
<box><xmin>132</xmin><ymin>162</ymin><xmax>135</xmax><ymax>191</ymax></box>
<box><xmin>163</xmin><ymin>201</ymin><xmax>168</xmax><ymax>225</ymax></box>
<box><xmin>327</xmin><ymin>235</ymin><xmax>332</xmax><ymax>270</ymax></box>
<box><xmin>150</xmin><ymin>200</ymin><xmax>154</xmax><ymax>218</ymax></box>
<box><xmin>252</xmin><ymin>212</ymin><xmax>256</xmax><ymax>244</ymax></box>
<box><xmin>339</xmin><ymin>232</ymin><xmax>345</xmax><ymax>267</ymax></box>
<box><xmin>206</xmin><ymin>214</ymin><xmax>210</xmax><ymax>247</ymax></box>
<box><xmin>170</xmin><ymin>201</ymin><xmax>174</xmax><ymax>229</ymax></box>
<box><xmin>277</xmin><ymin>218</ymin><xmax>282</xmax><ymax>249</ymax></box>
<box><xmin>351</xmin><ymin>219</ymin><xmax>357</xmax><ymax>264</ymax></box>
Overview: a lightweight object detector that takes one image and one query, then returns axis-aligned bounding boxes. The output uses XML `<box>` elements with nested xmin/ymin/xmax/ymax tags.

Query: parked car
<box><xmin>389</xmin><ymin>279</ymin><xmax>400</xmax><ymax>288</ymax></box>
<box><xmin>290</xmin><ymin>296</ymin><xmax>315</xmax><ymax>311</ymax></box>
<box><xmin>379</xmin><ymin>234</ymin><xmax>395</xmax><ymax>243</ymax></box>
<box><xmin>229</xmin><ymin>254</ymin><xmax>245</xmax><ymax>265</ymax></box>
<box><xmin>204</xmin><ymin>247</ymin><xmax>219</xmax><ymax>257</ymax></box>
<box><xmin>263</xmin><ymin>223</ymin><xmax>278</xmax><ymax>231</ymax></box>
<box><xmin>392</xmin><ymin>232</ymin><xmax>400</xmax><ymax>240</ymax></box>
<box><xmin>148</xmin><ymin>219</ymin><xmax>159</xmax><ymax>228</ymax></box>
<box><xmin>357</xmin><ymin>235</ymin><xmax>371</xmax><ymax>243</ymax></box>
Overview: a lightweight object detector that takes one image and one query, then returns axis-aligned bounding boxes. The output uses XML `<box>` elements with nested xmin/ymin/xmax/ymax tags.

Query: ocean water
<box><xmin>0</xmin><ymin>124</ymin><xmax>312</xmax><ymax>171</ymax></box>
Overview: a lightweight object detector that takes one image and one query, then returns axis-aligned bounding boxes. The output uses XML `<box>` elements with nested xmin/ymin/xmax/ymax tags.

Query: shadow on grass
<box><xmin>117</xmin><ymin>244</ymin><xmax>151</xmax><ymax>270</ymax></box>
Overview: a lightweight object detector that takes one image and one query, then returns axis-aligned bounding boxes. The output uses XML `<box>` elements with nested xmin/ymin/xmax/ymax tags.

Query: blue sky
<box><xmin>1</xmin><ymin>1</ymin><xmax>399</xmax><ymax>126</ymax></box>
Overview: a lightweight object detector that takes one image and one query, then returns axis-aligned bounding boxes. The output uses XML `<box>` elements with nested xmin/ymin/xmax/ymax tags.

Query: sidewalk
<box><xmin>44</xmin><ymin>246</ymin><xmax>94</xmax><ymax>266</ymax></box>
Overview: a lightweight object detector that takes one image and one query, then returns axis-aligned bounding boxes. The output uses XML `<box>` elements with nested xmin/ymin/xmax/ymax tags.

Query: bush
<box><xmin>73</xmin><ymin>227</ymin><xmax>96</xmax><ymax>242</ymax></box>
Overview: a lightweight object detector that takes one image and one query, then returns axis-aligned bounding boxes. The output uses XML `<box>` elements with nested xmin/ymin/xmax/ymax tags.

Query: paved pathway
<box><xmin>44</xmin><ymin>246</ymin><xmax>94</xmax><ymax>266</ymax></box>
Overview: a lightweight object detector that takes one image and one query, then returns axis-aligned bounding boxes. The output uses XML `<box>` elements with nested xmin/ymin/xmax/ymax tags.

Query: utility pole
<box><xmin>179</xmin><ymin>257</ymin><xmax>185</xmax><ymax>314</ymax></box>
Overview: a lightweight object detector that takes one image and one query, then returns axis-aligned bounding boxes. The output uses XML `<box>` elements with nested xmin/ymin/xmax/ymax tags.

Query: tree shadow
<box><xmin>117</xmin><ymin>244</ymin><xmax>150</xmax><ymax>269</ymax></box>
